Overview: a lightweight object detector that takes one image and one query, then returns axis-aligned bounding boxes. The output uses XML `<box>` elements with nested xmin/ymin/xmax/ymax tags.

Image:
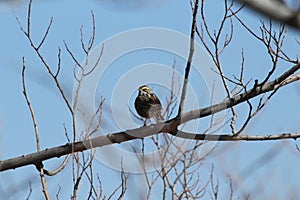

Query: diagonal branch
<box><xmin>0</xmin><ymin>63</ymin><xmax>299</xmax><ymax>172</ymax></box>
<box><xmin>237</xmin><ymin>0</ymin><xmax>300</xmax><ymax>29</ymax></box>
<box><xmin>180</xmin><ymin>63</ymin><xmax>300</xmax><ymax>123</ymax></box>
<box><xmin>178</xmin><ymin>0</ymin><xmax>199</xmax><ymax>116</ymax></box>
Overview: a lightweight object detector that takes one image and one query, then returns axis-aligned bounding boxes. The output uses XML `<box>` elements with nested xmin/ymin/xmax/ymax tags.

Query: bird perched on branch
<box><xmin>134</xmin><ymin>85</ymin><xmax>164</xmax><ymax>123</ymax></box>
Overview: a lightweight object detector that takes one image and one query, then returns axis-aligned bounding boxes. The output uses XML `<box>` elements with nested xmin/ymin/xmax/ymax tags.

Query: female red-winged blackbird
<box><xmin>134</xmin><ymin>85</ymin><xmax>164</xmax><ymax>122</ymax></box>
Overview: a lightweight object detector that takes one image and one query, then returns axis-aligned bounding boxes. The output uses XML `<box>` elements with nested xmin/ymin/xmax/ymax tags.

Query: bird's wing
<box><xmin>148</xmin><ymin>94</ymin><xmax>161</xmax><ymax>105</ymax></box>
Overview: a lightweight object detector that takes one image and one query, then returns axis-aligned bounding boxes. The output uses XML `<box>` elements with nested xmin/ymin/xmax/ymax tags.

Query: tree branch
<box><xmin>178</xmin><ymin>0</ymin><xmax>199</xmax><ymax>115</ymax></box>
<box><xmin>237</xmin><ymin>0</ymin><xmax>300</xmax><ymax>29</ymax></box>
<box><xmin>0</xmin><ymin>63</ymin><xmax>299</xmax><ymax>172</ymax></box>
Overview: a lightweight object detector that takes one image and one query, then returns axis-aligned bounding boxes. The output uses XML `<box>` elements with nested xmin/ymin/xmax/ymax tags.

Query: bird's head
<box><xmin>139</xmin><ymin>85</ymin><xmax>153</xmax><ymax>95</ymax></box>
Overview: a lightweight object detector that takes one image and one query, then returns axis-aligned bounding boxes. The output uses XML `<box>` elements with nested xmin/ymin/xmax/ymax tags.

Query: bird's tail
<box><xmin>154</xmin><ymin>112</ymin><xmax>164</xmax><ymax>123</ymax></box>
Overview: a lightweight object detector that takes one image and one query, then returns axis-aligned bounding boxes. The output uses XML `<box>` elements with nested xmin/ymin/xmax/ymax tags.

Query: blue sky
<box><xmin>0</xmin><ymin>0</ymin><xmax>300</xmax><ymax>199</ymax></box>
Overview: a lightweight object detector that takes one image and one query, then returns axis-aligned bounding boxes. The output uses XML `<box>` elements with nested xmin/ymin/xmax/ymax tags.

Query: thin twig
<box><xmin>37</xmin><ymin>17</ymin><xmax>53</xmax><ymax>50</ymax></box>
<box><xmin>22</xmin><ymin>58</ymin><xmax>50</xmax><ymax>199</ymax></box>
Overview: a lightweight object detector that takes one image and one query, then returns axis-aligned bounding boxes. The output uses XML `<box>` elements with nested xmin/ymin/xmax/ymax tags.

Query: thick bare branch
<box><xmin>178</xmin><ymin>0</ymin><xmax>199</xmax><ymax>116</ymax></box>
<box><xmin>237</xmin><ymin>0</ymin><xmax>300</xmax><ymax>29</ymax></box>
<box><xmin>1</xmin><ymin>63</ymin><xmax>299</xmax><ymax>172</ymax></box>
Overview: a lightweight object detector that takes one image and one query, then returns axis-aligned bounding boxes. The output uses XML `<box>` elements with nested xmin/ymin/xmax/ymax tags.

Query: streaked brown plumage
<box><xmin>134</xmin><ymin>85</ymin><xmax>164</xmax><ymax>122</ymax></box>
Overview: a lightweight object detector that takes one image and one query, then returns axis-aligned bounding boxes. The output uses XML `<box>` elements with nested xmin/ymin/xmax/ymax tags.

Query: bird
<box><xmin>134</xmin><ymin>85</ymin><xmax>164</xmax><ymax>123</ymax></box>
